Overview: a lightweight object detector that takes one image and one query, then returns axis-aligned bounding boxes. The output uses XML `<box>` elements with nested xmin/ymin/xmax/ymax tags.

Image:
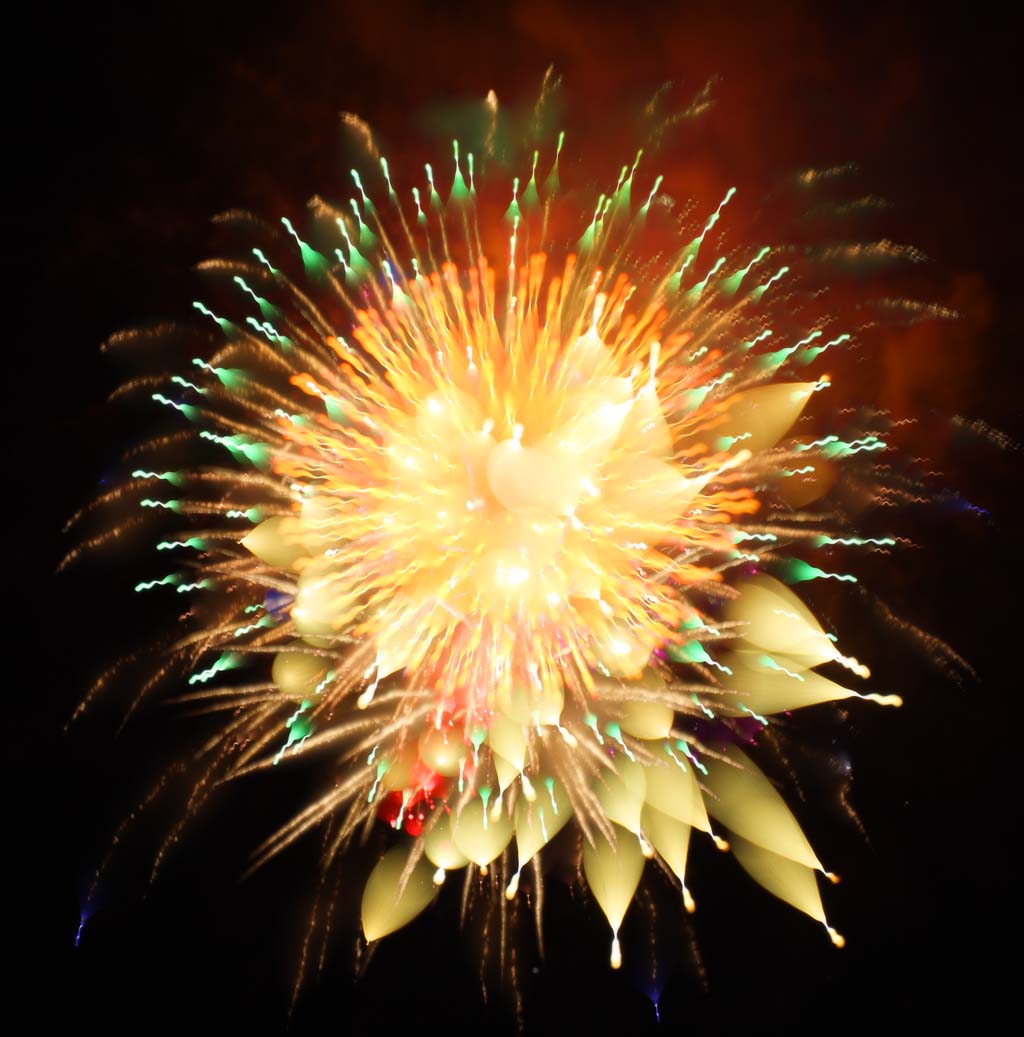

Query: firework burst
<box><xmin>70</xmin><ymin>85</ymin><xmax>954</xmax><ymax>1003</ymax></box>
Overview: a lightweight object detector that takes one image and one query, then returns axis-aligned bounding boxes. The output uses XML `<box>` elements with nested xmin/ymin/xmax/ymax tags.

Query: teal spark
<box><xmin>691</xmin><ymin>694</ymin><xmax>716</xmax><ymax>718</ymax></box>
<box><xmin>192</xmin><ymin>358</ymin><xmax>245</xmax><ymax>390</ymax></box>
<box><xmin>176</xmin><ymin>579</ymin><xmax>212</xmax><ymax>594</ymax></box>
<box><xmin>749</xmin><ymin>265</ymin><xmax>789</xmax><ymax>303</ymax></box>
<box><xmin>720</xmin><ymin>246</ymin><xmax>770</xmax><ymax>295</ymax></box>
<box><xmin>132</xmin><ymin>469</ymin><xmax>183</xmax><ymax>486</ymax></box>
<box><xmin>543</xmin><ymin>130</ymin><xmax>564</xmax><ymax>196</ymax></box>
<box><xmin>350</xmin><ymin>169</ymin><xmax>373</xmax><ymax>213</ymax></box>
<box><xmin>798</xmin><ymin>332</ymin><xmax>851</xmax><ymax>365</ymax></box>
<box><xmin>664</xmin><ymin>742</ymin><xmax>688</xmax><ymax>773</ymax></box>
<box><xmin>281</xmin><ymin>217</ymin><xmax>328</xmax><ymax>276</ymax></box>
<box><xmin>170</xmin><ymin>376</ymin><xmax>206</xmax><ymax>394</ymax></box>
<box><xmin>733</xmin><ymin>530</ymin><xmax>778</xmax><ymax>543</ymax></box>
<box><xmin>449</xmin><ymin>140</ymin><xmax>470</xmax><ymax>204</ymax></box>
<box><xmin>252</xmin><ymin>248</ymin><xmax>278</xmax><ymax>275</ymax></box>
<box><xmin>246</xmin><ymin>317</ymin><xmax>293</xmax><ymax>351</ymax></box>
<box><xmin>192</xmin><ymin>301</ymin><xmax>234</xmax><ymax>335</ymax></box>
<box><xmin>200</xmin><ymin>430</ymin><xmax>271</xmax><ymax>468</ymax></box>
<box><xmin>684</xmin><ymin>256</ymin><xmax>726</xmax><ymax>305</ymax></box>
<box><xmin>505</xmin><ymin>176</ymin><xmax>521</xmax><ymax>223</ymax></box>
<box><xmin>234</xmin><ymin>614</ymin><xmax>275</xmax><ymax>637</ymax></box>
<box><xmin>225</xmin><ymin>507</ymin><xmax>263</xmax><ymax>522</ymax></box>
<box><xmin>188</xmin><ymin>652</ymin><xmax>241</xmax><ymax>686</ymax></box>
<box><xmin>135</xmin><ymin>574</ymin><xmax>179</xmax><ymax>592</ymax></box>
<box><xmin>779</xmin><ymin>558</ymin><xmax>858</xmax><ymax>584</ymax></box>
<box><xmin>151</xmin><ymin>394</ymin><xmax>198</xmax><ymax>421</ymax></box>
<box><xmin>740</xmin><ymin>705</ymin><xmax>769</xmax><ymax>725</ymax></box>
<box><xmin>758</xmin><ymin>654</ymin><xmax>805</xmax><ymax>681</ymax></box>
<box><xmin>425</xmin><ymin>163</ymin><xmax>441</xmax><ymax>209</ymax></box>
<box><xmin>604</xmin><ymin>722</ymin><xmax>635</xmax><ymax>761</ymax></box>
<box><xmin>233</xmin><ymin>276</ymin><xmax>278</xmax><ymax>319</ymax></box>
<box><xmin>274</xmin><ymin>701</ymin><xmax>315</xmax><ymax>765</ymax></box>
<box><xmin>676</xmin><ymin>740</ymin><xmax>708</xmax><ymax>775</ymax></box>
<box><xmin>814</xmin><ymin>535</ymin><xmax>896</xmax><ymax>547</ymax></box>
<box><xmin>583</xmin><ymin>713</ymin><xmax>605</xmax><ymax>745</ymax></box>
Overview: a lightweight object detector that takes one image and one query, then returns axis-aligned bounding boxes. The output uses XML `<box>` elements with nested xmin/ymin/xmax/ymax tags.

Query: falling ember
<box><xmin>70</xmin><ymin>83</ymin><xmax>960</xmax><ymax>1000</ymax></box>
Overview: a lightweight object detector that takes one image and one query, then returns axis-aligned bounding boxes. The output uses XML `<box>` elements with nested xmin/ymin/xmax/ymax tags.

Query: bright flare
<box><xmin>72</xmin><ymin>92</ymin><xmax>952</xmax><ymax>993</ymax></box>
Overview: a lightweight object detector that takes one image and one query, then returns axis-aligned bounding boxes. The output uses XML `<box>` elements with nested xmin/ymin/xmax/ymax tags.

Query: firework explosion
<box><xmin>70</xmin><ymin>87</ymin><xmax>947</xmax><ymax>1005</ymax></box>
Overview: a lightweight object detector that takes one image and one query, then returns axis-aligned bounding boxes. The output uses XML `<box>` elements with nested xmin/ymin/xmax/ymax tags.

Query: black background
<box><xmin>9</xmin><ymin>1</ymin><xmax>1023</xmax><ymax>1033</ymax></box>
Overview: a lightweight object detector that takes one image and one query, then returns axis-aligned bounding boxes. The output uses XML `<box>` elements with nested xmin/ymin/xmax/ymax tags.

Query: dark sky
<box><xmin>10</xmin><ymin>1</ymin><xmax>1023</xmax><ymax>1033</ymax></box>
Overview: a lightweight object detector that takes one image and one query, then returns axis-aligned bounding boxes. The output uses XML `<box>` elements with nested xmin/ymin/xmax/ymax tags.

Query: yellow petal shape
<box><xmin>451</xmin><ymin>798</ymin><xmax>514</xmax><ymax>867</ymax></box>
<box><xmin>380</xmin><ymin>743</ymin><xmax>417</xmax><ymax>791</ymax></box>
<box><xmin>709</xmin><ymin>382</ymin><xmax>817</xmax><ymax>454</ymax></box>
<box><xmin>717</xmin><ymin>651</ymin><xmax>860</xmax><ymax>716</ymax></box>
<box><xmin>730</xmin><ymin>833</ymin><xmax>825</xmax><ymax>923</ymax></box>
<box><xmin>726</xmin><ymin>574</ymin><xmax>835</xmax><ymax>666</ymax></box>
<box><xmin>488</xmin><ymin>713</ymin><xmax>527</xmax><ymax>772</ymax></box>
<box><xmin>418</xmin><ymin>727</ymin><xmax>467</xmax><ymax>777</ymax></box>
<box><xmin>271</xmin><ymin>643</ymin><xmax>330</xmax><ymax>698</ymax></box>
<box><xmin>486</xmin><ymin>438</ymin><xmax>580</xmax><ymax>515</ymax></box>
<box><xmin>620</xmin><ymin>699</ymin><xmax>675</xmax><ymax>741</ymax></box>
<box><xmin>514</xmin><ymin>776</ymin><xmax>573</xmax><ymax>864</ymax></box>
<box><xmin>543</xmin><ymin>395</ymin><xmax>633</xmax><ymax>474</ymax></box>
<box><xmin>643</xmin><ymin>755</ymin><xmax>710</xmax><ymax>831</ymax></box>
<box><xmin>775</xmin><ymin>458</ymin><xmax>837</xmax><ymax>507</ymax></box>
<box><xmin>423</xmin><ymin>811</ymin><xmax>469</xmax><ymax>872</ymax></box>
<box><xmin>493</xmin><ymin>753</ymin><xmax>520</xmax><ymax>794</ymax></box>
<box><xmin>299</xmin><ymin>493</ymin><xmax>345</xmax><ymax>551</ymax></box>
<box><xmin>594</xmin><ymin>622</ymin><xmax>652</xmax><ymax>679</ymax></box>
<box><xmin>532</xmin><ymin>683</ymin><xmax>565</xmax><ymax>726</ymax></box>
<box><xmin>616</xmin><ymin>384</ymin><xmax>674</xmax><ymax>459</ymax></box>
<box><xmin>603</xmin><ymin>455</ymin><xmax>707</xmax><ymax>529</ymax></box>
<box><xmin>361</xmin><ymin>844</ymin><xmax>437</xmax><ymax>942</ymax></box>
<box><xmin>641</xmin><ymin>804</ymin><xmax>693</xmax><ymax>911</ymax></box>
<box><xmin>292</xmin><ymin>558</ymin><xmax>348</xmax><ymax>641</ymax></box>
<box><xmin>371</xmin><ymin>596</ymin><xmax>426</xmax><ymax>681</ymax></box>
<box><xmin>595</xmin><ymin>758</ymin><xmax>646</xmax><ymax>835</ymax></box>
<box><xmin>494</xmin><ymin>685</ymin><xmax>531</xmax><ymax>724</ymax></box>
<box><xmin>702</xmin><ymin>745</ymin><xmax>821</xmax><ymax>870</ymax></box>
<box><xmin>576</xmin><ymin>375</ymin><xmax>634</xmax><ymax>410</ymax></box>
<box><xmin>241</xmin><ymin>515</ymin><xmax>308</xmax><ymax>569</ymax></box>
<box><xmin>567</xmin><ymin>325</ymin><xmax>615</xmax><ymax>383</ymax></box>
<box><xmin>582</xmin><ymin>823</ymin><xmax>645</xmax><ymax>968</ymax></box>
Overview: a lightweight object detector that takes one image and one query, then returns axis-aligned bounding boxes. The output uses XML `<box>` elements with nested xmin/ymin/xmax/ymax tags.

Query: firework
<box><xmin>73</xmin><ymin>87</ymin><xmax>940</xmax><ymax>1001</ymax></box>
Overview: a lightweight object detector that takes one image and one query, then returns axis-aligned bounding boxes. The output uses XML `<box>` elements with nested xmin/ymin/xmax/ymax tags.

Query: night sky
<box><xmin>11</xmin><ymin>2</ymin><xmax>1023</xmax><ymax>1032</ymax></box>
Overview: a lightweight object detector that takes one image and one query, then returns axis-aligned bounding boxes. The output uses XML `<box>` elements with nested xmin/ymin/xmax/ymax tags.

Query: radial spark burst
<box><xmin>72</xmin><ymin>89</ymin><xmax>948</xmax><ymax>998</ymax></box>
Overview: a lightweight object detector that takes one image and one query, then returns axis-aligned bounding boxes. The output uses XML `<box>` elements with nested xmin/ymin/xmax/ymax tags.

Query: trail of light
<box><xmin>192</xmin><ymin>301</ymin><xmax>234</xmax><ymax>335</ymax></box>
<box><xmin>132</xmin><ymin>469</ymin><xmax>183</xmax><ymax>485</ymax></box>
<box><xmin>134</xmin><ymin>574</ymin><xmax>179</xmax><ymax>592</ymax></box>
<box><xmin>234</xmin><ymin>615</ymin><xmax>275</xmax><ymax>637</ymax></box>
<box><xmin>151</xmin><ymin>394</ymin><xmax>198</xmax><ymax>420</ymax></box>
<box><xmin>188</xmin><ymin>652</ymin><xmax>240</xmax><ymax>685</ymax></box>
<box><xmin>814</xmin><ymin>535</ymin><xmax>896</xmax><ymax>547</ymax></box>
<box><xmin>177</xmin><ymin>580</ymin><xmax>212</xmax><ymax>593</ymax></box>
